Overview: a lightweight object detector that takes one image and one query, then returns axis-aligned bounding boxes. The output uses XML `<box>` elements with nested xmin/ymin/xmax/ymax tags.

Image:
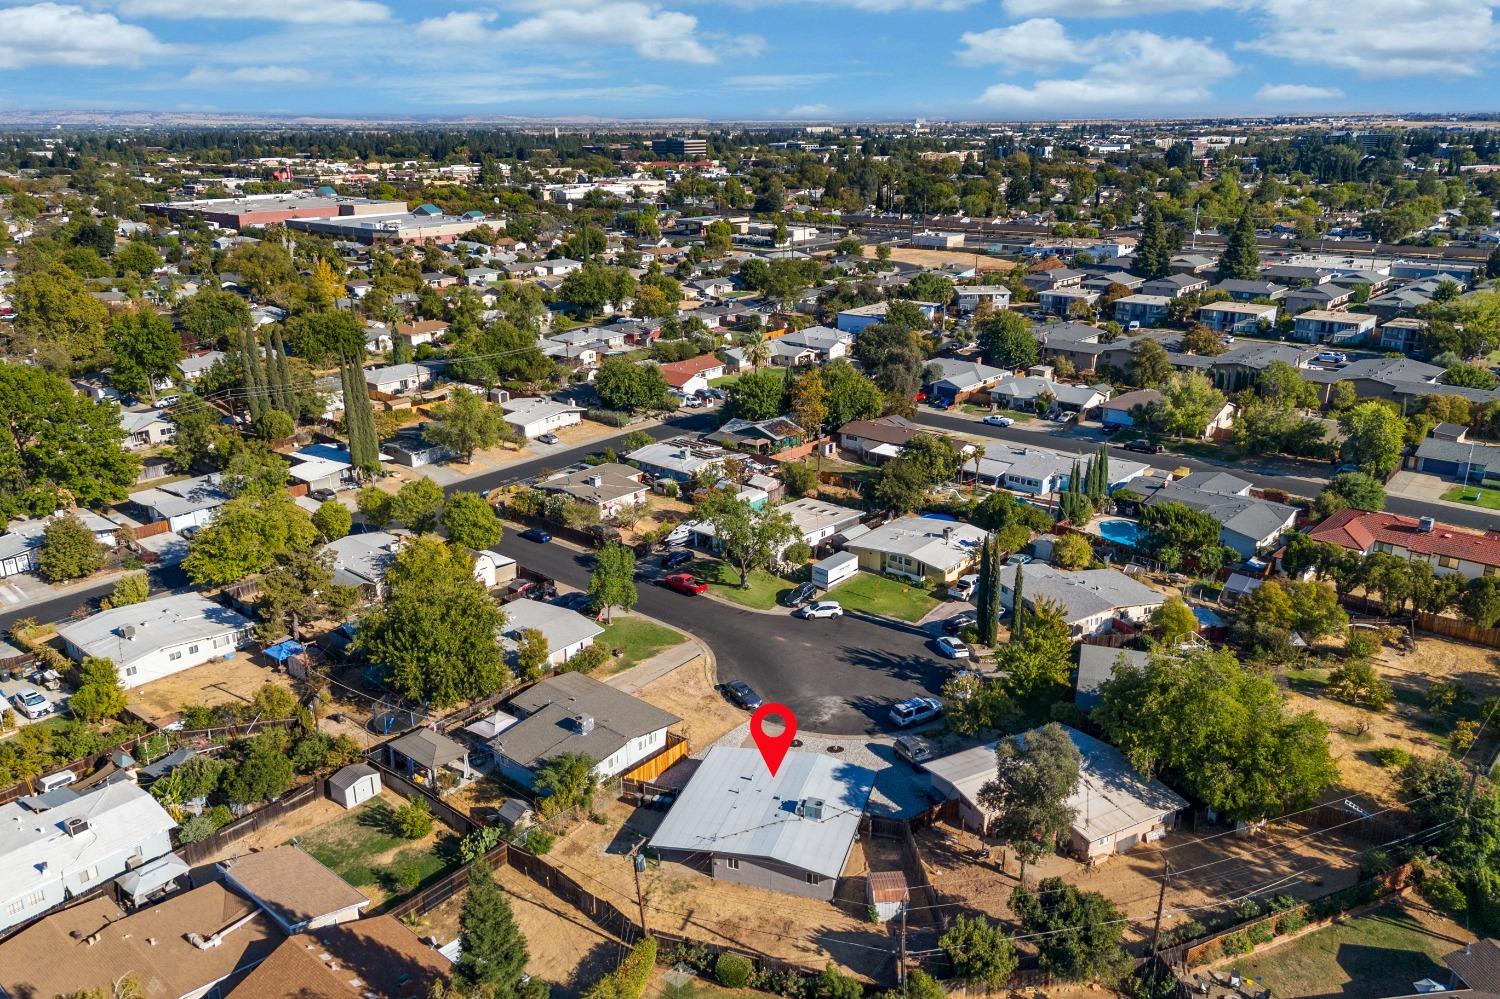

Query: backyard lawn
<box><xmin>293</xmin><ymin>795</ymin><xmax>460</xmax><ymax>906</ymax></box>
<box><xmin>1442</xmin><ymin>483</ymin><xmax>1500</xmax><ymax>510</ymax></box>
<box><xmin>700</xmin><ymin>559</ymin><xmax>797</xmax><ymax>610</ymax></box>
<box><xmin>828</xmin><ymin>571</ymin><xmax>941</xmax><ymax>622</ymax></box>
<box><xmin>1227</xmin><ymin>902</ymin><xmax>1470</xmax><ymax>999</ymax></box>
<box><xmin>597</xmin><ymin>616</ymin><xmax>688</xmax><ymax>675</ymax></box>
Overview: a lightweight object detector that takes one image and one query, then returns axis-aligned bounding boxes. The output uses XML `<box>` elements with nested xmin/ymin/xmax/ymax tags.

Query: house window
<box><xmin>124</xmin><ymin>666</ymin><xmax>137</xmax><ymax>677</ymax></box>
<box><xmin>1374</xmin><ymin>542</ymin><xmax>1394</xmax><ymax>554</ymax></box>
<box><xmin>805</xmin><ymin>873</ymin><xmax>819</xmax><ymax>885</ymax></box>
<box><xmin>725</xmin><ymin>858</ymin><xmax>740</xmax><ymax>870</ymax></box>
<box><xmin>169</xmin><ymin>650</ymin><xmax>182</xmax><ymax>661</ymax></box>
<box><xmin>1486</xmin><ymin>565</ymin><xmax>1499</xmax><ymax>578</ymax></box>
<box><xmin>188</xmin><ymin>645</ymin><xmax>199</xmax><ymax>655</ymax></box>
<box><xmin>214</xmin><ymin>636</ymin><xmax>229</xmax><ymax>648</ymax></box>
<box><xmin>4</xmin><ymin>899</ymin><xmax>22</xmax><ymax>915</ymax></box>
<box><xmin>1440</xmin><ymin>556</ymin><xmax>1460</xmax><ymax>570</ymax></box>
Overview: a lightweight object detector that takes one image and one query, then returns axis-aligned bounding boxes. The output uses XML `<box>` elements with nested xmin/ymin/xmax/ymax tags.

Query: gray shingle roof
<box><xmin>495</xmin><ymin>672</ymin><xmax>679</xmax><ymax>779</ymax></box>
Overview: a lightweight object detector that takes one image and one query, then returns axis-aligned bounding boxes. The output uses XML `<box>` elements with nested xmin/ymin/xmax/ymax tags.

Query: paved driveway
<box><xmin>492</xmin><ymin>533</ymin><xmax>964</xmax><ymax>736</ymax></box>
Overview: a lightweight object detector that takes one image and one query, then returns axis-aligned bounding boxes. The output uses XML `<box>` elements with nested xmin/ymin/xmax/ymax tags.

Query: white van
<box><xmin>37</xmin><ymin>769</ymin><xmax>77</xmax><ymax>793</ymax></box>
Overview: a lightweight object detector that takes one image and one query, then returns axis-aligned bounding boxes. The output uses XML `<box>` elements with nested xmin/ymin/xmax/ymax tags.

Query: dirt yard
<box><xmin>1281</xmin><ymin>634</ymin><xmax>1500</xmax><ymax>804</ymax></box>
<box><xmin>418</xmin><ymin>863</ymin><xmax>626</xmax><ymax>999</ymax></box>
<box><xmin>126</xmin><ymin>654</ymin><xmax>295</xmax><ymax>724</ymax></box>
<box><xmin>916</xmin><ymin>814</ymin><xmax>1369</xmax><ymax>955</ymax></box>
<box><xmin>551</xmin><ymin>797</ymin><xmax>896</xmax><ymax>980</ymax></box>
<box><xmin>630</xmin><ymin>651</ymin><xmax>746</xmax><ymax>750</ymax></box>
<box><xmin>859</xmin><ymin>245</ymin><xmax>1016</xmax><ymax>274</ymax></box>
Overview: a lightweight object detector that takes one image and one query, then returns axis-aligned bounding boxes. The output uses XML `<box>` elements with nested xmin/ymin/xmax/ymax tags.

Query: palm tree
<box><xmin>969</xmin><ymin>443</ymin><xmax>986</xmax><ymax>496</ymax></box>
<box><xmin>745</xmin><ymin>332</ymin><xmax>772</xmax><ymax>369</ymax></box>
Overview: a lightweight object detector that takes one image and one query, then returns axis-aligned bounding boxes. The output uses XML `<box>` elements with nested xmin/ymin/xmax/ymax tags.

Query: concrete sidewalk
<box><xmin>606</xmin><ymin>627</ymin><xmax>710</xmax><ymax>695</ymax></box>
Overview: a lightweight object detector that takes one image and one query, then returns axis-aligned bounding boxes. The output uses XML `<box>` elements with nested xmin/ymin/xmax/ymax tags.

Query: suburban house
<box><xmin>990</xmin><ymin>376</ymin><xmax>1110</xmax><ymax>416</ymax></box>
<box><xmin>706</xmin><ymin>417</ymin><xmax>806</xmax><ymax>455</ymax></box>
<box><xmin>364</xmin><ymin>363</ymin><xmax>437</xmax><ymax>395</ymax></box>
<box><xmin>0</xmin><ymin>512</ymin><xmax>117</xmax><ymax>579</ymax></box>
<box><xmin>1038</xmin><ymin>287</ymin><xmax>1100</xmax><ymax>317</ymax></box>
<box><xmin>999</xmin><ymin>564</ymin><xmax>1165</xmax><ymax>637</ymax></box>
<box><xmin>1112</xmin><ymin>295</ymin><xmax>1171</xmax><ymax>327</ymax></box>
<box><xmin>0</xmin><ymin>782</ymin><xmax>176</xmax><ymax>934</ymax></box>
<box><xmin>55</xmin><ymin>592</ymin><xmax>255</xmax><ymax>688</ymax></box>
<box><xmin>1100</xmin><ymin>389</ymin><xmax>1161</xmax><ymax>429</ymax></box>
<box><xmin>1198</xmin><ymin>301</ymin><xmax>1278</xmax><ymax>333</ymax></box>
<box><xmin>925</xmin><ymin>359</ymin><xmax>1010</xmax><ymax>404</ymax></box>
<box><xmin>837</xmin><ymin>416</ymin><xmax>925</xmax><ymax>463</ymax></box>
<box><xmin>128</xmin><ymin>473</ymin><xmax>232</xmax><ymax>533</ymax></box>
<box><xmin>921</xmin><ymin>726</ymin><xmax>1186</xmax><ymax>860</ymax></box>
<box><xmin>845</xmin><ymin>515</ymin><xmax>987</xmax><ymax>586</ymax></box>
<box><xmin>778</xmin><ymin>497</ymin><xmax>864</xmax><ymax>548</ymax></box>
<box><xmin>1282</xmin><ymin>283</ymin><xmax>1354</xmax><ymax>316</ymax></box>
<box><xmin>323</xmin><ymin>531</ymin><xmax>404</xmax><ymax>597</ymax></box>
<box><xmin>659</xmin><ymin>355</ymin><xmax>725</xmax><ymax>396</ymax></box>
<box><xmin>1291</xmin><ymin>310</ymin><xmax>1378</xmax><ymax>345</ymax></box>
<box><xmin>1306</xmin><ymin>508</ymin><xmax>1500</xmax><ymax>580</ymax></box>
<box><xmin>498</xmin><ymin>598</ymin><xmax>605</xmax><ymax>667</ymax></box>
<box><xmin>955</xmin><ymin>285</ymin><xmax>1012</xmax><ymax>313</ymax></box>
<box><xmin>1075</xmin><ymin>646</ymin><xmax>1152</xmax><ymax>711</ymax></box>
<box><xmin>538</xmin><ymin>463</ymin><xmax>648</xmax><ymax>518</ymax></box>
<box><xmin>501</xmin><ymin>397</ymin><xmax>585</xmax><ymax>438</ymax></box>
<box><xmin>1143</xmin><ymin>471</ymin><xmax>1300</xmax><ymax>557</ymax></box>
<box><xmin>218</xmin><ymin>846</ymin><xmax>370</xmax><ymax>935</ymax></box>
<box><xmin>835</xmin><ymin>301</ymin><xmax>939</xmax><ymax>334</ymax></box>
<box><xmin>1414</xmin><ymin>427</ymin><xmax>1500</xmax><ymax>482</ymax></box>
<box><xmin>491</xmin><ymin>672</ymin><xmax>680</xmax><ymax>789</ymax></box>
<box><xmin>1379</xmin><ymin>317</ymin><xmax>1431</xmax><ymax>356</ymax></box>
<box><xmin>0</xmin><ymin>881</ymin><xmax>277</xmax><ymax>999</ymax></box>
<box><xmin>392</xmin><ymin>318</ymin><xmax>449</xmax><ymax>347</ymax></box>
<box><xmin>626</xmin><ymin>437</ymin><xmax>731</xmax><ymax>482</ymax></box>
<box><xmin>649</xmin><ymin>746</ymin><xmax>875</xmax><ymax>901</ymax></box>
<box><xmin>228</xmin><ymin>915</ymin><xmax>451</xmax><ymax>999</ymax></box>
<box><xmin>176</xmin><ymin>349</ymin><xmax>226</xmax><ymax>382</ymax></box>
<box><xmin>119</xmin><ymin>408</ymin><xmax>176</xmax><ymax>450</ymax></box>
<box><xmin>973</xmin><ymin>444</ymin><xmax>1147</xmax><ymax>496</ymax></box>
<box><xmin>1208</xmin><ymin>279</ymin><xmax>1285</xmax><ymax>302</ymax></box>
<box><xmin>381</xmin><ymin>426</ymin><xmax>451</xmax><ymax>468</ymax></box>
<box><xmin>286</xmin><ymin>444</ymin><xmax>357</xmax><ymax>493</ymax></box>
<box><xmin>1023</xmin><ymin>267</ymin><xmax>1086</xmax><ymax>292</ymax></box>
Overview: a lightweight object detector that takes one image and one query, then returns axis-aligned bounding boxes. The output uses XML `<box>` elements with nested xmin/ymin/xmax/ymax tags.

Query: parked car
<box><xmin>782</xmin><ymin>581</ymin><xmax>818</xmax><ymax>608</ymax></box>
<box><xmin>10</xmin><ymin>689</ymin><xmax>51</xmax><ymax>720</ymax></box>
<box><xmin>1314</xmin><ymin>351</ymin><xmax>1349</xmax><ymax>365</ymax></box>
<box><xmin>664</xmin><ymin>573</ymin><xmax>709</xmax><ymax>595</ymax></box>
<box><xmin>536</xmin><ymin>433</ymin><xmax>561</xmax><ymax>445</ymax></box>
<box><xmin>1124</xmin><ymin>439</ymin><xmax>1164</xmax><ymax>454</ymax></box>
<box><xmin>662</xmin><ymin>549</ymin><xmax>694</xmax><ymax>570</ymax></box>
<box><xmin>889</xmin><ymin>696</ymin><xmax>943</xmax><ymax>728</ymax></box>
<box><xmin>1002</xmin><ymin>553</ymin><xmax>1032</xmax><ymax>567</ymax></box>
<box><xmin>552</xmin><ymin>591</ymin><xmax>594</xmax><ymax>612</ymax></box>
<box><xmin>935</xmin><ymin>635</ymin><xmax>971</xmax><ymax>659</ymax></box>
<box><xmin>310</xmin><ymin>488</ymin><xmax>337</xmax><ymax>502</ymax></box>
<box><xmin>947</xmin><ymin>574</ymin><xmax>978</xmax><ymax>601</ymax></box>
<box><xmin>723</xmin><ymin>680</ymin><xmax>764</xmax><ymax>710</ymax></box>
<box><xmin>982</xmin><ymin>415</ymin><xmax>1014</xmax><ymax>427</ymax></box>
<box><xmin>942</xmin><ymin>610</ymin><xmax>978</xmax><ymax>635</ymax></box>
<box><xmin>893</xmin><ymin>735</ymin><xmax>932</xmax><ymax>765</ymax></box>
<box><xmin>930</xmin><ymin>397</ymin><xmax>953</xmax><ymax>410</ymax></box>
<box><xmin>796</xmin><ymin>600</ymin><xmax>844</xmax><ymax>620</ymax></box>
<box><xmin>519</xmin><ymin>527</ymin><xmax>552</xmax><ymax>543</ymax></box>
<box><xmin>1100</xmin><ymin>423</ymin><xmax>1122</xmax><ymax>436</ymax></box>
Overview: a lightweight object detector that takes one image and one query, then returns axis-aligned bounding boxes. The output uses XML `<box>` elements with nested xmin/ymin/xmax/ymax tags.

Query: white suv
<box><xmin>797</xmin><ymin>601</ymin><xmax>844</xmax><ymax>620</ymax></box>
<box><xmin>889</xmin><ymin>697</ymin><xmax>943</xmax><ymax>728</ymax></box>
<box><xmin>11</xmin><ymin>690</ymin><xmax>52</xmax><ymax>720</ymax></box>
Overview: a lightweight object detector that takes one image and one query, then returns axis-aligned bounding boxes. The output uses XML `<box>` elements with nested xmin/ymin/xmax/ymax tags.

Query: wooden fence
<box><xmin>176</xmin><ymin>780</ymin><xmax>322</xmax><ymax>865</ymax></box>
<box><xmin>368</xmin><ymin>759</ymin><xmax>480</xmax><ymax>836</ymax></box>
<box><xmin>386</xmin><ymin>841</ymin><xmax>512</xmax><ymax>921</ymax></box>
<box><xmin>1339</xmin><ymin>593</ymin><xmax>1500</xmax><ymax>649</ymax></box>
<box><xmin>619</xmin><ymin>732</ymin><xmax>690</xmax><ymax>784</ymax></box>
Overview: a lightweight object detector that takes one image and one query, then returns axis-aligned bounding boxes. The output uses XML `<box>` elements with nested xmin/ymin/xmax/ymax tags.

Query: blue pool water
<box><xmin>1098</xmin><ymin>520</ymin><xmax>1141</xmax><ymax>547</ymax></box>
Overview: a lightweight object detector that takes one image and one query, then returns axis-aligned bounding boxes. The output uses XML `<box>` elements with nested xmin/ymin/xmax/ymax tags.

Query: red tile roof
<box><xmin>658</xmin><ymin>354</ymin><xmax>723</xmax><ymax>388</ymax></box>
<box><xmin>1307</xmin><ymin>508</ymin><xmax>1500</xmax><ymax>568</ymax></box>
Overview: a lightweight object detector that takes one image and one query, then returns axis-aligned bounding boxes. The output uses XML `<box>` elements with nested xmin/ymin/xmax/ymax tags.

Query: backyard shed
<box><xmin>812</xmin><ymin>551</ymin><xmax>858</xmax><ymax>590</ymax></box>
<box><xmin>327</xmin><ymin>763</ymin><xmax>382</xmax><ymax>809</ymax></box>
<box><xmin>866</xmin><ymin>871</ymin><xmax>910</xmax><ymax>922</ymax></box>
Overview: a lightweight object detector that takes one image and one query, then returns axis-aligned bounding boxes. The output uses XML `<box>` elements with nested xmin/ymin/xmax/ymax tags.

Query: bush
<box><xmin>524</xmin><ymin>828</ymin><xmax>555</xmax><ymax>854</ymax></box>
<box><xmin>1421</xmin><ymin>873</ymin><xmax>1467</xmax><ymax>914</ymax></box>
<box><xmin>1219</xmin><ymin>932</ymin><xmax>1252</xmax><ymax>956</ymax></box>
<box><xmin>559</xmin><ymin>643</ymin><xmax>610</xmax><ymax>674</ymax></box>
<box><xmin>178</xmin><ymin>805</ymin><xmax>233</xmax><ymax>844</ymax></box>
<box><xmin>587</xmin><ymin>408</ymin><xmax>632</xmax><ymax>428</ymax></box>
<box><xmin>715</xmin><ymin>953</ymin><xmax>754</xmax><ymax>989</ymax></box>
<box><xmin>1374</xmin><ymin>746</ymin><xmax>1412</xmax><ymax>768</ymax></box>
<box><xmin>1275</xmin><ymin>908</ymin><xmax>1307</xmax><ymax>935</ymax></box>
<box><xmin>390</xmin><ymin>852</ymin><xmax>426</xmax><ymax>892</ymax></box>
<box><xmin>395</xmin><ymin>799</ymin><xmax>434</xmax><ymax>839</ymax></box>
<box><xmin>1247</xmin><ymin>921</ymin><xmax>1274</xmax><ymax>945</ymax></box>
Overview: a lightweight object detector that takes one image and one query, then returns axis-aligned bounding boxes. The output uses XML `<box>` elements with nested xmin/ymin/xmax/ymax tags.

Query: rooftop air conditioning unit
<box><xmin>573</xmin><ymin>714</ymin><xmax>595</xmax><ymax>736</ymax></box>
<box><xmin>1419</xmin><ymin>516</ymin><xmax>1436</xmax><ymax>533</ymax></box>
<box><xmin>64</xmin><ymin>817</ymin><xmax>89</xmax><ymax>837</ymax></box>
<box><xmin>798</xmin><ymin>798</ymin><xmax>825</xmax><ymax>820</ymax></box>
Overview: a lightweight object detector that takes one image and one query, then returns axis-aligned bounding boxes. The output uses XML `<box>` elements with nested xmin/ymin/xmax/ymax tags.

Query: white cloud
<box><xmin>1001</xmin><ymin>0</ymin><xmax>1228</xmax><ymax>14</ymax></box>
<box><xmin>417</xmin><ymin>2</ymin><xmax>721</xmax><ymax>63</ymax></box>
<box><xmin>961</xmin><ymin>22</ymin><xmax>1236</xmax><ymax>110</ymax></box>
<box><xmin>1255</xmin><ymin>83</ymin><xmax>1345</xmax><ymax>102</ymax></box>
<box><xmin>116</xmin><ymin>0</ymin><xmax>390</xmax><ymax>22</ymax></box>
<box><xmin>0</xmin><ymin>3</ymin><xmax>169</xmax><ymax>67</ymax></box>
<box><xmin>183</xmin><ymin>64</ymin><xmax>318</xmax><ymax>85</ymax></box>
<box><xmin>726</xmin><ymin>72</ymin><xmax>836</xmax><ymax>89</ymax></box>
<box><xmin>1242</xmin><ymin>0</ymin><xmax>1500</xmax><ymax>77</ymax></box>
<box><xmin>786</xmin><ymin>103</ymin><xmax>833</xmax><ymax>116</ymax></box>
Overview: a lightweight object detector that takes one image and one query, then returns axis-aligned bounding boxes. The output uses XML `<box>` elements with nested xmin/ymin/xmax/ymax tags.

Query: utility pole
<box><xmin>630</xmin><ymin>840</ymin><xmax>650</xmax><ymax>938</ymax></box>
<box><xmin>1147</xmin><ymin>860</ymin><xmax>1173</xmax><ymax>993</ymax></box>
<box><xmin>898</xmin><ymin>901</ymin><xmax>908</xmax><ymax>991</ymax></box>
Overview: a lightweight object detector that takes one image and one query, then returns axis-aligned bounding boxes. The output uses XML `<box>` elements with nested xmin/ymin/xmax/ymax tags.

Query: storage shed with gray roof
<box><xmin>649</xmin><ymin>747</ymin><xmax>875</xmax><ymax>900</ymax></box>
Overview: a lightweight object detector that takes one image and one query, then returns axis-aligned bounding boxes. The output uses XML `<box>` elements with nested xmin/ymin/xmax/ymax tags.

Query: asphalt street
<box><xmin>491</xmin><ymin>531</ymin><xmax>959</xmax><ymax>736</ymax></box>
<box><xmin>913</xmin><ymin>409</ymin><xmax>1500</xmax><ymax>533</ymax></box>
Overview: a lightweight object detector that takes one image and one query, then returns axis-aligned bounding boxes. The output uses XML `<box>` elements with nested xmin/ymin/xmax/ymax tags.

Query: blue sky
<box><xmin>1</xmin><ymin>0</ymin><xmax>1498</xmax><ymax>119</ymax></box>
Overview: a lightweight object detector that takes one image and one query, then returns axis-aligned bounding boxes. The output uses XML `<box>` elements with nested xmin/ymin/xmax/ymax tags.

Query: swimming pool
<box><xmin>1097</xmin><ymin>519</ymin><xmax>1141</xmax><ymax>548</ymax></box>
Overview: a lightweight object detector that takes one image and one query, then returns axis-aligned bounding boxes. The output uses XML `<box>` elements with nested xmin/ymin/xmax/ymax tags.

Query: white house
<box><xmin>119</xmin><ymin>409</ymin><xmax>176</xmax><ymax>451</ymax></box>
<box><xmin>999</xmin><ymin>563</ymin><xmax>1164</xmax><ymax>637</ymax></box>
<box><xmin>538</xmin><ymin>463</ymin><xmax>649</xmax><ymax>519</ymax></box>
<box><xmin>364</xmin><ymin>363</ymin><xmax>437</xmax><ymax>395</ymax></box>
<box><xmin>128</xmin><ymin>473</ymin><xmax>229</xmax><ymax>533</ymax></box>
<box><xmin>56</xmin><ymin>592</ymin><xmax>254</xmax><ymax>688</ymax></box>
<box><xmin>0</xmin><ymin>782</ymin><xmax>176</xmax><ymax>934</ymax></box>
<box><xmin>777</xmin><ymin>497</ymin><xmax>864</xmax><ymax>547</ymax></box>
<box><xmin>176</xmin><ymin>350</ymin><xmax>225</xmax><ymax>382</ymax></box>
<box><xmin>955</xmin><ymin>286</ymin><xmax>1012</xmax><ymax>314</ymax></box>
<box><xmin>844</xmin><ymin>515</ymin><xmax>987</xmax><ymax>586</ymax></box>
<box><xmin>499</xmin><ymin>598</ymin><xmax>604</xmax><ymax>666</ymax></box>
<box><xmin>0</xmin><ymin>512</ymin><xmax>117</xmax><ymax>579</ymax></box>
<box><xmin>491</xmin><ymin>671</ymin><xmax>681</xmax><ymax>790</ymax></box>
<box><xmin>501</xmin><ymin>397</ymin><xmax>585</xmax><ymax>439</ymax></box>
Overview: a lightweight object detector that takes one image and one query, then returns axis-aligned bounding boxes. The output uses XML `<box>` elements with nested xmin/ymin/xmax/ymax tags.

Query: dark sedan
<box><xmin>723</xmin><ymin>680</ymin><xmax>764</xmax><ymax>710</ymax></box>
<box><xmin>519</xmin><ymin>527</ymin><xmax>552</xmax><ymax>543</ymax></box>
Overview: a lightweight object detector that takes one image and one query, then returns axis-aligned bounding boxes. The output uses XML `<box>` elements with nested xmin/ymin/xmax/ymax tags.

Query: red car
<box><xmin>664</xmin><ymin>573</ymin><xmax>709</xmax><ymax>595</ymax></box>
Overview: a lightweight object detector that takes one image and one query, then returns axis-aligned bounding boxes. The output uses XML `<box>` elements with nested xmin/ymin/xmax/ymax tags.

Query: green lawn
<box><xmin>597</xmin><ymin>616</ymin><xmax>688</xmax><ymax>675</ymax></box>
<box><xmin>700</xmin><ymin>560</ymin><xmax>798</xmax><ymax>610</ymax></box>
<box><xmin>295</xmin><ymin>798</ymin><xmax>458</xmax><ymax>898</ymax></box>
<box><xmin>827</xmin><ymin>571</ymin><xmax>942</xmax><ymax>622</ymax></box>
<box><xmin>709</xmin><ymin>373</ymin><xmax>744</xmax><ymax>388</ymax></box>
<box><xmin>1230</xmin><ymin>903</ymin><xmax>1466</xmax><ymax>999</ymax></box>
<box><xmin>1442</xmin><ymin>483</ymin><xmax>1500</xmax><ymax>510</ymax></box>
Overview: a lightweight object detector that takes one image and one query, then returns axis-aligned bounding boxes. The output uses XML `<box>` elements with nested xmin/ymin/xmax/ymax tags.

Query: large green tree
<box><xmin>457</xmin><ymin>861</ymin><xmax>534</xmax><ymax>996</ymax></box>
<box><xmin>443</xmin><ymin>491</ymin><xmax>505</xmax><ymax>550</ymax></box>
<box><xmin>596</xmin><ymin>358</ymin><xmax>671</xmax><ymax>413</ymax></box>
<box><xmin>1216</xmin><ymin>206</ymin><xmax>1260</xmax><ymax>282</ymax></box>
<box><xmin>391</xmin><ymin>476</ymin><xmax>445</xmax><ymax>533</ymax></box>
<box><xmin>725</xmin><ymin>369</ymin><xmax>789</xmax><ymax>421</ymax></box>
<box><xmin>977</xmin><ymin>311</ymin><xmax>1039</xmax><ymax>369</ymax></box>
<box><xmin>1011</xmin><ymin>879</ymin><xmax>1129</xmax><ymax>983</ymax></box>
<box><xmin>107</xmin><ymin>309</ymin><xmax>183</xmax><ymax>403</ymax></box>
<box><xmin>697</xmin><ymin>491</ymin><xmax>798</xmax><ymax>587</ymax></box>
<box><xmin>183</xmin><ymin>493</ymin><xmax>317</xmax><ymax>585</ymax></box>
<box><xmin>817</xmin><ymin>360</ymin><xmax>883</xmax><ymax>429</ymax></box>
<box><xmin>354</xmin><ymin>536</ymin><xmax>507</xmax><ymax>707</ymax></box>
<box><xmin>425</xmin><ymin>388</ymin><xmax>509</xmax><ymax>463</ymax></box>
<box><xmin>978</xmin><ymin>723</ymin><xmax>1081</xmax><ymax>876</ymax></box>
<box><xmin>1339</xmin><ymin>402</ymin><xmax>1407</xmax><ymax>477</ymax></box>
<box><xmin>36</xmin><ymin>514</ymin><xmax>107</xmax><ymax>582</ymax></box>
<box><xmin>588</xmin><ymin>542</ymin><xmax>638</xmax><ymax>623</ymax></box>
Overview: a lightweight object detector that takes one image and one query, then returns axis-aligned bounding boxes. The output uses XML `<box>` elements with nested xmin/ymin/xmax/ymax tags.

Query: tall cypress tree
<box><xmin>1135</xmin><ymin>202</ymin><xmax>1173</xmax><ymax>280</ymax></box>
<box><xmin>1096</xmin><ymin>445</ymin><xmax>1109</xmax><ymax>499</ymax></box>
<box><xmin>975</xmin><ymin>534</ymin><xmax>996</xmax><ymax>646</ymax></box>
<box><xmin>240</xmin><ymin>327</ymin><xmax>266</xmax><ymax>422</ymax></box>
<box><xmin>1217</xmin><ymin>206</ymin><xmax>1261</xmax><ymax>282</ymax></box>
<box><xmin>343</xmin><ymin>357</ymin><xmax>382</xmax><ymax>478</ymax></box>
<box><xmin>1011</xmin><ymin>562</ymin><xmax>1025</xmax><ymax>642</ymax></box>
<box><xmin>456</xmin><ymin>862</ymin><xmax>530</xmax><ymax>994</ymax></box>
<box><xmin>271</xmin><ymin>330</ymin><xmax>296</xmax><ymax>413</ymax></box>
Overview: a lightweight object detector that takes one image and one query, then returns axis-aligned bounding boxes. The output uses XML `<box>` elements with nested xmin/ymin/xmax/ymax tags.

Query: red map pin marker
<box><xmin>749</xmin><ymin>702</ymin><xmax>798</xmax><ymax>777</ymax></box>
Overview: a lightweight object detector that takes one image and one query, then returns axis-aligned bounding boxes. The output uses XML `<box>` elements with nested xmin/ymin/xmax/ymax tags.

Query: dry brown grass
<box><xmin>125</xmin><ymin>653</ymin><xmax>295</xmax><ymax>724</ymax></box>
